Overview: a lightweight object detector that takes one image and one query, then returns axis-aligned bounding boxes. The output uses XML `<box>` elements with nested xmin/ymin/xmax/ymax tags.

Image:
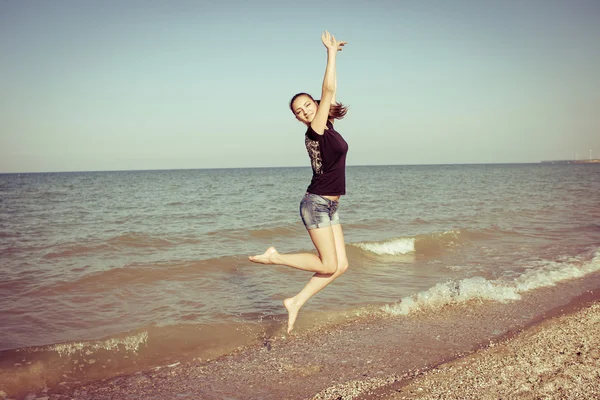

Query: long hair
<box><xmin>289</xmin><ymin>92</ymin><xmax>348</xmax><ymax>120</ymax></box>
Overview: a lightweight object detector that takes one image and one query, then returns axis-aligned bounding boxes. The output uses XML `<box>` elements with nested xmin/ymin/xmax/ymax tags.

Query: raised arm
<box><xmin>310</xmin><ymin>31</ymin><xmax>346</xmax><ymax>135</ymax></box>
<box><xmin>329</xmin><ymin>71</ymin><xmax>338</xmax><ymax>124</ymax></box>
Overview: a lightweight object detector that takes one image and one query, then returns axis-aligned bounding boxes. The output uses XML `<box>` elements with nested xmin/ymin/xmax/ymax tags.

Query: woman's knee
<box><xmin>321</xmin><ymin>258</ymin><xmax>338</xmax><ymax>274</ymax></box>
<box><xmin>337</xmin><ymin>258</ymin><xmax>349</xmax><ymax>274</ymax></box>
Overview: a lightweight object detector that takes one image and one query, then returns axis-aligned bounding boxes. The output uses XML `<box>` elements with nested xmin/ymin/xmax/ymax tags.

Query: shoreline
<box><xmin>353</xmin><ymin>299</ymin><xmax>600</xmax><ymax>400</ymax></box>
<box><xmin>6</xmin><ymin>287</ymin><xmax>596</xmax><ymax>400</ymax></box>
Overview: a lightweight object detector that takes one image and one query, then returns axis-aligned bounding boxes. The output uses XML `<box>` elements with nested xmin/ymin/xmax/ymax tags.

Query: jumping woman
<box><xmin>250</xmin><ymin>31</ymin><xmax>349</xmax><ymax>334</ymax></box>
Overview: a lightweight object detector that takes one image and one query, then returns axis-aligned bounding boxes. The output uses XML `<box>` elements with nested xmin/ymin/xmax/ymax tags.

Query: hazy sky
<box><xmin>1</xmin><ymin>0</ymin><xmax>599</xmax><ymax>173</ymax></box>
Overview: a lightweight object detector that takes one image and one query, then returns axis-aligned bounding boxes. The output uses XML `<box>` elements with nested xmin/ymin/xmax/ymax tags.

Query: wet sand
<box><xmin>11</xmin><ymin>295</ymin><xmax>600</xmax><ymax>400</ymax></box>
<box><xmin>341</xmin><ymin>301</ymin><xmax>600</xmax><ymax>400</ymax></box>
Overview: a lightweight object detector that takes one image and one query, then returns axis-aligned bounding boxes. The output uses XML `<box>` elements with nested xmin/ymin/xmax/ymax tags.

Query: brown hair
<box><xmin>289</xmin><ymin>92</ymin><xmax>348</xmax><ymax>120</ymax></box>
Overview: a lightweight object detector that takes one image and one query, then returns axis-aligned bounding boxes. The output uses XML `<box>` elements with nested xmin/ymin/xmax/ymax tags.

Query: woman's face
<box><xmin>291</xmin><ymin>95</ymin><xmax>317</xmax><ymax>125</ymax></box>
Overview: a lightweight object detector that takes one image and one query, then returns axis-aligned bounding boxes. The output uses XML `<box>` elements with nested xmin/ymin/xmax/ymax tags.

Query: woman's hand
<box><xmin>321</xmin><ymin>30</ymin><xmax>347</xmax><ymax>52</ymax></box>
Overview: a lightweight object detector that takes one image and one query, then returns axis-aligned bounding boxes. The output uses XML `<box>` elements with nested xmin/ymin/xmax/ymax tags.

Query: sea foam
<box><xmin>384</xmin><ymin>250</ymin><xmax>600</xmax><ymax>315</ymax></box>
<box><xmin>353</xmin><ymin>238</ymin><xmax>415</xmax><ymax>255</ymax></box>
<box><xmin>43</xmin><ymin>331</ymin><xmax>149</xmax><ymax>357</ymax></box>
<box><xmin>352</xmin><ymin>229</ymin><xmax>475</xmax><ymax>256</ymax></box>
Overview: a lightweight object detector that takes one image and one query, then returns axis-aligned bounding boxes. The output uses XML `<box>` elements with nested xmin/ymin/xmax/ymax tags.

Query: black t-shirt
<box><xmin>304</xmin><ymin>120</ymin><xmax>349</xmax><ymax>196</ymax></box>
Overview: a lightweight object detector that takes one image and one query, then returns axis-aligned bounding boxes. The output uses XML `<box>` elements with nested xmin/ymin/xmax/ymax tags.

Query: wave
<box><xmin>351</xmin><ymin>229</ymin><xmax>489</xmax><ymax>256</ymax></box>
<box><xmin>0</xmin><ymin>329</ymin><xmax>150</xmax><ymax>398</ymax></box>
<box><xmin>343</xmin><ymin>219</ymin><xmax>396</xmax><ymax>230</ymax></box>
<box><xmin>383</xmin><ymin>250</ymin><xmax>600</xmax><ymax>315</ymax></box>
<box><xmin>207</xmin><ymin>223</ymin><xmax>303</xmax><ymax>241</ymax></box>
<box><xmin>45</xmin><ymin>330</ymin><xmax>149</xmax><ymax>357</ymax></box>
<box><xmin>42</xmin><ymin>232</ymin><xmax>204</xmax><ymax>259</ymax></box>
<box><xmin>0</xmin><ymin>321</ymin><xmax>264</xmax><ymax>398</ymax></box>
<box><xmin>106</xmin><ymin>232</ymin><xmax>176</xmax><ymax>249</ymax></box>
<box><xmin>42</xmin><ymin>242</ymin><xmax>116</xmax><ymax>259</ymax></box>
<box><xmin>248</xmin><ymin>224</ymin><xmax>303</xmax><ymax>239</ymax></box>
<box><xmin>353</xmin><ymin>237</ymin><xmax>416</xmax><ymax>255</ymax></box>
<box><xmin>32</xmin><ymin>256</ymin><xmax>246</xmax><ymax>295</ymax></box>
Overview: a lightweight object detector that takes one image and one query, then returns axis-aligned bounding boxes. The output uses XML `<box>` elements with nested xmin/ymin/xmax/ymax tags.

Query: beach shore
<box><xmin>9</xmin><ymin>295</ymin><xmax>600</xmax><ymax>400</ymax></box>
<box><xmin>344</xmin><ymin>301</ymin><xmax>600</xmax><ymax>400</ymax></box>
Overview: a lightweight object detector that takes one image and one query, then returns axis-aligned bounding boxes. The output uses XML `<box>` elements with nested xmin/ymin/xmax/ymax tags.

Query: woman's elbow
<box><xmin>322</xmin><ymin>84</ymin><xmax>335</xmax><ymax>94</ymax></box>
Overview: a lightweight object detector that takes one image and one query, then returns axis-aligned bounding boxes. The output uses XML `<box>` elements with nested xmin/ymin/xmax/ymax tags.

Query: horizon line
<box><xmin>0</xmin><ymin>161</ymin><xmax>556</xmax><ymax>175</ymax></box>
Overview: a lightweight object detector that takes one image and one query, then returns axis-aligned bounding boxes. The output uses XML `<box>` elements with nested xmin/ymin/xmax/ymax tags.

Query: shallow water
<box><xmin>1</xmin><ymin>164</ymin><xmax>599</xmax><ymax>396</ymax></box>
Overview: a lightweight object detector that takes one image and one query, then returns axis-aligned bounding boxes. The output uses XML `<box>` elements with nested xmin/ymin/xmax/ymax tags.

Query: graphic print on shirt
<box><xmin>305</xmin><ymin>136</ymin><xmax>323</xmax><ymax>175</ymax></box>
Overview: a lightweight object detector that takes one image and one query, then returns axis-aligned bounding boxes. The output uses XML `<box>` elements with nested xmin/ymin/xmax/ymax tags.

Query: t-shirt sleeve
<box><xmin>306</xmin><ymin>124</ymin><xmax>326</xmax><ymax>142</ymax></box>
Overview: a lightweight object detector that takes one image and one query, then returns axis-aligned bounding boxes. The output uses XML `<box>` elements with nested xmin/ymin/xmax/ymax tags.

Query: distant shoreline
<box><xmin>540</xmin><ymin>159</ymin><xmax>600</xmax><ymax>164</ymax></box>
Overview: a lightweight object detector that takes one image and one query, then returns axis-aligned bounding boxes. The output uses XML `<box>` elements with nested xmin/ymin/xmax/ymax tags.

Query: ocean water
<box><xmin>1</xmin><ymin>164</ymin><xmax>599</xmax><ymax>396</ymax></box>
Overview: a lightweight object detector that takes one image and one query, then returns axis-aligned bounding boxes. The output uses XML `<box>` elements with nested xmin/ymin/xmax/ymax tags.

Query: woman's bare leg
<box><xmin>249</xmin><ymin>227</ymin><xmax>338</xmax><ymax>274</ymax></box>
<box><xmin>284</xmin><ymin>224</ymin><xmax>348</xmax><ymax>333</ymax></box>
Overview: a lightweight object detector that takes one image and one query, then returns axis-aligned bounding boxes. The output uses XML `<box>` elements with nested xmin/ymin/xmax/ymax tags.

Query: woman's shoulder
<box><xmin>305</xmin><ymin>124</ymin><xmax>327</xmax><ymax>141</ymax></box>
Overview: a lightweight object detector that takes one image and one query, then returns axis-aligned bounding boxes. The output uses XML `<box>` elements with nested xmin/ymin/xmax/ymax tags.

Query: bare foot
<box><xmin>283</xmin><ymin>297</ymin><xmax>302</xmax><ymax>334</ymax></box>
<box><xmin>248</xmin><ymin>247</ymin><xmax>278</xmax><ymax>264</ymax></box>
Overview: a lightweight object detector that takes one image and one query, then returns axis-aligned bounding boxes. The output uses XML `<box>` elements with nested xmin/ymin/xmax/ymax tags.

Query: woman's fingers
<box><xmin>322</xmin><ymin>31</ymin><xmax>333</xmax><ymax>47</ymax></box>
<box><xmin>321</xmin><ymin>31</ymin><xmax>347</xmax><ymax>51</ymax></box>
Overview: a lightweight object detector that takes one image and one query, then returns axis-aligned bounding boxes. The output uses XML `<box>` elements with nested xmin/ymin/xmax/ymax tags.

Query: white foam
<box><xmin>353</xmin><ymin>238</ymin><xmax>415</xmax><ymax>255</ymax></box>
<box><xmin>384</xmin><ymin>250</ymin><xmax>600</xmax><ymax>316</ymax></box>
<box><xmin>383</xmin><ymin>277</ymin><xmax>520</xmax><ymax>315</ymax></box>
<box><xmin>515</xmin><ymin>253</ymin><xmax>600</xmax><ymax>292</ymax></box>
<box><xmin>50</xmin><ymin>331</ymin><xmax>148</xmax><ymax>357</ymax></box>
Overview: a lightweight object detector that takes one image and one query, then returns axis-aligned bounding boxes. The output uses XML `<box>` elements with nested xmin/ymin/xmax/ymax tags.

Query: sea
<box><xmin>1</xmin><ymin>164</ymin><xmax>599</xmax><ymax>397</ymax></box>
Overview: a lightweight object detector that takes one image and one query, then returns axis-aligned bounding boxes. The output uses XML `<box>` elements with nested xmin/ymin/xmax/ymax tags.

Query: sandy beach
<box><xmin>353</xmin><ymin>301</ymin><xmax>600</xmax><ymax>400</ymax></box>
<box><xmin>7</xmin><ymin>292</ymin><xmax>597</xmax><ymax>400</ymax></box>
<box><xmin>352</xmin><ymin>303</ymin><xmax>600</xmax><ymax>400</ymax></box>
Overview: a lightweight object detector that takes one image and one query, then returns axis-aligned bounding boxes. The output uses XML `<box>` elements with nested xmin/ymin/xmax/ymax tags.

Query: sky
<box><xmin>1</xmin><ymin>0</ymin><xmax>599</xmax><ymax>173</ymax></box>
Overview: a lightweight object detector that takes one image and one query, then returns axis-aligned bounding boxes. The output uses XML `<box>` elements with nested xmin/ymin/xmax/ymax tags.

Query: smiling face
<box><xmin>291</xmin><ymin>94</ymin><xmax>318</xmax><ymax>125</ymax></box>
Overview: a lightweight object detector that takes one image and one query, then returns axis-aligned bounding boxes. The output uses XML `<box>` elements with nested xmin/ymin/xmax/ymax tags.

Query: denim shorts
<box><xmin>299</xmin><ymin>193</ymin><xmax>340</xmax><ymax>230</ymax></box>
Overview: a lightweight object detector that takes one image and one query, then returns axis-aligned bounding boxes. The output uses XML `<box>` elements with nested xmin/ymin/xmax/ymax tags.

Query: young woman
<box><xmin>250</xmin><ymin>31</ymin><xmax>349</xmax><ymax>334</ymax></box>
